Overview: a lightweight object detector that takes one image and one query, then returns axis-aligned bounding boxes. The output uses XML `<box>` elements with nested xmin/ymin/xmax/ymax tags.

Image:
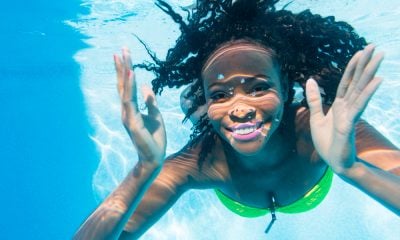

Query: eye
<box><xmin>249</xmin><ymin>83</ymin><xmax>271</xmax><ymax>96</ymax></box>
<box><xmin>210</xmin><ymin>91</ymin><xmax>229</xmax><ymax>102</ymax></box>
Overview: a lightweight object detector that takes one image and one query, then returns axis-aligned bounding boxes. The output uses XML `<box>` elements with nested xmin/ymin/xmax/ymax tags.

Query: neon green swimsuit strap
<box><xmin>214</xmin><ymin>167</ymin><xmax>334</xmax><ymax>217</ymax></box>
<box><xmin>215</xmin><ymin>189</ymin><xmax>269</xmax><ymax>217</ymax></box>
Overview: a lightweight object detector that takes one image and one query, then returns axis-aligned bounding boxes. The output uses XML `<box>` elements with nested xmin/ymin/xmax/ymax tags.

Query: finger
<box><xmin>348</xmin><ymin>51</ymin><xmax>384</xmax><ymax>105</ymax></box>
<box><xmin>126</xmin><ymin>115</ymin><xmax>155</xmax><ymax>157</ymax></box>
<box><xmin>141</xmin><ymin>86</ymin><xmax>166</xmax><ymax>147</ymax></box>
<box><xmin>142</xmin><ymin>85</ymin><xmax>161</xmax><ymax>116</ymax></box>
<box><xmin>114</xmin><ymin>54</ymin><xmax>124</xmax><ymax>96</ymax></box>
<box><xmin>355</xmin><ymin>52</ymin><xmax>384</xmax><ymax>94</ymax></box>
<box><xmin>142</xmin><ymin>85</ymin><xmax>165</xmax><ymax>129</ymax></box>
<box><xmin>345</xmin><ymin>44</ymin><xmax>375</xmax><ymax>100</ymax></box>
<box><xmin>306</xmin><ymin>78</ymin><xmax>324</xmax><ymax>123</ymax></box>
<box><xmin>336</xmin><ymin>51</ymin><xmax>361</xmax><ymax>98</ymax></box>
<box><xmin>121</xmin><ymin>48</ymin><xmax>138</xmax><ymax>111</ymax></box>
<box><xmin>122</xmin><ymin>69</ymin><xmax>139</xmax><ymax>113</ymax></box>
<box><xmin>350</xmin><ymin>77</ymin><xmax>383</xmax><ymax>121</ymax></box>
<box><xmin>122</xmin><ymin>47</ymin><xmax>133</xmax><ymax>72</ymax></box>
<box><xmin>120</xmin><ymin>69</ymin><xmax>140</xmax><ymax>131</ymax></box>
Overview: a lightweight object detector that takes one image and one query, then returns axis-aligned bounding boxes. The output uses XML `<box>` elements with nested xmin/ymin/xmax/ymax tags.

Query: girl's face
<box><xmin>202</xmin><ymin>43</ymin><xmax>287</xmax><ymax>156</ymax></box>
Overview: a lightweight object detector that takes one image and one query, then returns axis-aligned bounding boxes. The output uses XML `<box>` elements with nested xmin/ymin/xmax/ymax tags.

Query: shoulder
<box><xmin>283</xmin><ymin>104</ymin><xmax>319</xmax><ymax>162</ymax></box>
<box><xmin>161</xmin><ymin>135</ymin><xmax>228</xmax><ymax>190</ymax></box>
<box><xmin>292</xmin><ymin>103</ymin><xmax>329</xmax><ymax>132</ymax></box>
<box><xmin>289</xmin><ymin>104</ymin><xmax>313</xmax><ymax>150</ymax></box>
<box><xmin>292</xmin><ymin>104</ymin><xmax>400</xmax><ymax>171</ymax></box>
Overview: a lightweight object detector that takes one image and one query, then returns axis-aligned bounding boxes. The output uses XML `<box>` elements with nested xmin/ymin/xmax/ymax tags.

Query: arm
<box><xmin>74</xmin><ymin>48</ymin><xmax>167</xmax><ymax>239</ymax></box>
<box><xmin>74</xmin><ymin>163</ymin><xmax>162</xmax><ymax>240</ymax></box>
<box><xmin>120</xmin><ymin>137</ymin><xmax>225</xmax><ymax>239</ymax></box>
<box><xmin>120</xmin><ymin>153</ymin><xmax>193</xmax><ymax>239</ymax></box>
<box><xmin>75</xmin><ymin>143</ymin><xmax>205</xmax><ymax>240</ymax></box>
<box><xmin>343</xmin><ymin>120</ymin><xmax>400</xmax><ymax>214</ymax></box>
<box><xmin>341</xmin><ymin>156</ymin><xmax>400</xmax><ymax>215</ymax></box>
<box><xmin>305</xmin><ymin>44</ymin><xmax>400</xmax><ymax>215</ymax></box>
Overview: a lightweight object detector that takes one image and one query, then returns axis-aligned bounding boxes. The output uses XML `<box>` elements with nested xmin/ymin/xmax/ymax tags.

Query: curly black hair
<box><xmin>134</xmin><ymin>0</ymin><xmax>367</xmax><ymax>162</ymax></box>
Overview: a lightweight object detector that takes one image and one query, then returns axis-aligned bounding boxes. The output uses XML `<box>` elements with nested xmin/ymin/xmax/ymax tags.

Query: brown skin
<box><xmin>119</xmin><ymin>44</ymin><xmax>400</xmax><ymax>239</ymax></box>
<box><xmin>75</xmin><ymin>43</ymin><xmax>400</xmax><ymax>240</ymax></box>
<box><xmin>120</xmin><ymin>108</ymin><xmax>399</xmax><ymax>239</ymax></box>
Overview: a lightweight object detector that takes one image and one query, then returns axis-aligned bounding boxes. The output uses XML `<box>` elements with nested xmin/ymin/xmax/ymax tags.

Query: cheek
<box><xmin>253</xmin><ymin>94</ymin><xmax>283</xmax><ymax>113</ymax></box>
<box><xmin>207</xmin><ymin>103</ymin><xmax>227</xmax><ymax>122</ymax></box>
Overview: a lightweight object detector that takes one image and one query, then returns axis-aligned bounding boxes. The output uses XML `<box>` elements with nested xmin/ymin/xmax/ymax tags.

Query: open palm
<box><xmin>114</xmin><ymin>48</ymin><xmax>166</xmax><ymax>168</ymax></box>
<box><xmin>306</xmin><ymin>44</ymin><xmax>384</xmax><ymax>174</ymax></box>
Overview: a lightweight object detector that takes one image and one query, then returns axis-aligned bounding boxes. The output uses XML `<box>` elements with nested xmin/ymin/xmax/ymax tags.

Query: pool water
<box><xmin>2</xmin><ymin>0</ymin><xmax>399</xmax><ymax>239</ymax></box>
<box><xmin>0</xmin><ymin>1</ymin><xmax>97</xmax><ymax>239</ymax></box>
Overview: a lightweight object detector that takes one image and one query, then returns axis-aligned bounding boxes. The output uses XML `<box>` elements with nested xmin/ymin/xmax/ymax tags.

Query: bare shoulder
<box><xmin>161</xmin><ymin>135</ymin><xmax>229</xmax><ymax>190</ymax></box>
<box><xmin>293</xmin><ymin>103</ymin><xmax>328</xmax><ymax>135</ymax></box>
<box><xmin>290</xmin><ymin>104</ymin><xmax>315</xmax><ymax>158</ymax></box>
<box><xmin>293</xmin><ymin>104</ymin><xmax>400</xmax><ymax>171</ymax></box>
<box><xmin>122</xmin><ymin>136</ymin><xmax>228</xmax><ymax>236</ymax></box>
<box><xmin>293</xmin><ymin>104</ymin><xmax>311</xmax><ymax>136</ymax></box>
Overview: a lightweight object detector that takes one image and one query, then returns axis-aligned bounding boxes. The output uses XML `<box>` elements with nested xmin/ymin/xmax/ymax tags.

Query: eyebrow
<box><xmin>207</xmin><ymin>74</ymin><xmax>270</xmax><ymax>90</ymax></box>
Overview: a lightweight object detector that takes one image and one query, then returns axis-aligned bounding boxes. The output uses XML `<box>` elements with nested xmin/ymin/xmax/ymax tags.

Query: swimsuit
<box><xmin>215</xmin><ymin>167</ymin><xmax>334</xmax><ymax>217</ymax></box>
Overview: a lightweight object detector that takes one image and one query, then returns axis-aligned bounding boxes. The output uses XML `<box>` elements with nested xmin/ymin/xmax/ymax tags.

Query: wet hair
<box><xmin>134</xmin><ymin>0</ymin><xmax>367</xmax><ymax>162</ymax></box>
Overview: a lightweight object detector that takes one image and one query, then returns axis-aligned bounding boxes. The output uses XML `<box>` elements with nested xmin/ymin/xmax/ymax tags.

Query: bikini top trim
<box><xmin>214</xmin><ymin>167</ymin><xmax>334</xmax><ymax>217</ymax></box>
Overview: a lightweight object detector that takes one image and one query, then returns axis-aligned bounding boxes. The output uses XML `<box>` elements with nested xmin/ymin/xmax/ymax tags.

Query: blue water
<box><xmin>0</xmin><ymin>1</ymin><xmax>97</xmax><ymax>239</ymax></box>
<box><xmin>1</xmin><ymin>0</ymin><xmax>399</xmax><ymax>239</ymax></box>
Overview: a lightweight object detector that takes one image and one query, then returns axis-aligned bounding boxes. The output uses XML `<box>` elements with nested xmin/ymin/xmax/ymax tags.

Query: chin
<box><xmin>233</xmin><ymin>147</ymin><xmax>263</xmax><ymax>157</ymax></box>
<box><xmin>227</xmin><ymin>133</ymin><xmax>269</xmax><ymax>156</ymax></box>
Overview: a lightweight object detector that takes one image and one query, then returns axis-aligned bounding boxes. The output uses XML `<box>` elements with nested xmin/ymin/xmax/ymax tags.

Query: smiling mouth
<box><xmin>227</xmin><ymin>122</ymin><xmax>263</xmax><ymax>141</ymax></box>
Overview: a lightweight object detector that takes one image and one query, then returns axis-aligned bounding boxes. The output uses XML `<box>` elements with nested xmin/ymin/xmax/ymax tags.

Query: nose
<box><xmin>229</xmin><ymin>103</ymin><xmax>256</xmax><ymax>122</ymax></box>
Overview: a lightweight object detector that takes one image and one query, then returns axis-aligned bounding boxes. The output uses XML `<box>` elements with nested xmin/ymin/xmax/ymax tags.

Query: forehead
<box><xmin>202</xmin><ymin>44</ymin><xmax>278</xmax><ymax>81</ymax></box>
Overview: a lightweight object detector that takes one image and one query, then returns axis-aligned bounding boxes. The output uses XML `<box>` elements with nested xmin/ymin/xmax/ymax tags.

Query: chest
<box><xmin>218</xmin><ymin>152</ymin><xmax>326</xmax><ymax>208</ymax></box>
<box><xmin>199</xmin><ymin>105</ymin><xmax>326</xmax><ymax>207</ymax></box>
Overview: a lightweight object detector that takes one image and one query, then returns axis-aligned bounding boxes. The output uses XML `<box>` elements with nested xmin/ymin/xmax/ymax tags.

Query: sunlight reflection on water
<box><xmin>69</xmin><ymin>0</ymin><xmax>400</xmax><ymax>239</ymax></box>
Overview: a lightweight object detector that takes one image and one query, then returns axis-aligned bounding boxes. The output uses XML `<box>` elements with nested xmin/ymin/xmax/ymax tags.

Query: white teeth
<box><xmin>234</xmin><ymin>127</ymin><xmax>256</xmax><ymax>135</ymax></box>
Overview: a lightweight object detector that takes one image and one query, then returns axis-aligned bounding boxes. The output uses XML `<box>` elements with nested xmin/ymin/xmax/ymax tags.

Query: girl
<box><xmin>75</xmin><ymin>1</ymin><xmax>400</xmax><ymax>239</ymax></box>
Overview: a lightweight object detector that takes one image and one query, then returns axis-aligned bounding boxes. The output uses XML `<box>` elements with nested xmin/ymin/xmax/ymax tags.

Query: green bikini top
<box><xmin>215</xmin><ymin>167</ymin><xmax>334</xmax><ymax>217</ymax></box>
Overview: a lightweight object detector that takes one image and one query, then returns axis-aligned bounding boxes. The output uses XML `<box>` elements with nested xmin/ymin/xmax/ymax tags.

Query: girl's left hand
<box><xmin>305</xmin><ymin>44</ymin><xmax>384</xmax><ymax>174</ymax></box>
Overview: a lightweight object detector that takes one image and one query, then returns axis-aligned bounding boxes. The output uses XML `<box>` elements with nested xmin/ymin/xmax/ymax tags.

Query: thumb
<box><xmin>305</xmin><ymin>78</ymin><xmax>324</xmax><ymax>122</ymax></box>
<box><xmin>141</xmin><ymin>85</ymin><xmax>161</xmax><ymax>118</ymax></box>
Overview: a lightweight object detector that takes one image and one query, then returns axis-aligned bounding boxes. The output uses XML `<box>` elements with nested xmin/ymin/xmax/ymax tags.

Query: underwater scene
<box><xmin>1</xmin><ymin>0</ymin><xmax>399</xmax><ymax>239</ymax></box>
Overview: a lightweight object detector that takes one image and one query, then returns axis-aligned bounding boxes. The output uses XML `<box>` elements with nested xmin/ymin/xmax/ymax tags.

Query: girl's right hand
<box><xmin>114</xmin><ymin>48</ymin><xmax>166</xmax><ymax>169</ymax></box>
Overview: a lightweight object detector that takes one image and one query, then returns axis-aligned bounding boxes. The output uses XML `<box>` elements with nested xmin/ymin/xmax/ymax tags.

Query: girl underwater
<box><xmin>75</xmin><ymin>0</ymin><xmax>400</xmax><ymax>239</ymax></box>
